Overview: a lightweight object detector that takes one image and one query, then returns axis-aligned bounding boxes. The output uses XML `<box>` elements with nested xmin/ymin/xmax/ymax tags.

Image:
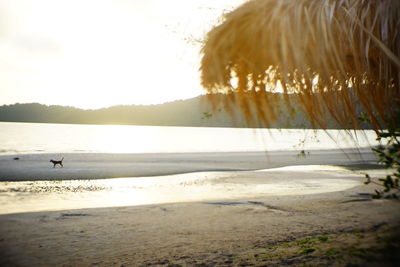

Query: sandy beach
<box><xmin>0</xmin><ymin>149</ymin><xmax>377</xmax><ymax>180</ymax></box>
<box><xmin>0</xmin><ymin>149</ymin><xmax>399</xmax><ymax>266</ymax></box>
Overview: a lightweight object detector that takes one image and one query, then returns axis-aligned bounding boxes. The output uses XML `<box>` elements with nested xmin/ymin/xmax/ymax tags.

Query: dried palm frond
<box><xmin>200</xmin><ymin>0</ymin><xmax>400</xmax><ymax>130</ymax></box>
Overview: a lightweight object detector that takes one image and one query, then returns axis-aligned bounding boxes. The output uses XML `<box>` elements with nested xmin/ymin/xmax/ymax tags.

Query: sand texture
<box><xmin>0</xmin><ymin>150</ymin><xmax>399</xmax><ymax>266</ymax></box>
<box><xmin>0</xmin><ymin>149</ymin><xmax>377</xmax><ymax>181</ymax></box>
<box><xmin>1</xmin><ymin>184</ymin><xmax>399</xmax><ymax>266</ymax></box>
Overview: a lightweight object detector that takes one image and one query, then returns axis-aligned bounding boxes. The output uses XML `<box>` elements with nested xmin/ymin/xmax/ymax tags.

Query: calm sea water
<box><xmin>0</xmin><ymin>122</ymin><xmax>378</xmax><ymax>154</ymax></box>
<box><xmin>0</xmin><ymin>122</ymin><xmax>380</xmax><ymax>214</ymax></box>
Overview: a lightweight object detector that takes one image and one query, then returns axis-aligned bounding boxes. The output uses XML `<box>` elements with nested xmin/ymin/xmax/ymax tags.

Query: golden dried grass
<box><xmin>200</xmin><ymin>0</ymin><xmax>400</xmax><ymax>130</ymax></box>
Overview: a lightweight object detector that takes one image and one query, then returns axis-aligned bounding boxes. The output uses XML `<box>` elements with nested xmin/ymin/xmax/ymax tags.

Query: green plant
<box><xmin>364</xmin><ymin>129</ymin><xmax>400</xmax><ymax>199</ymax></box>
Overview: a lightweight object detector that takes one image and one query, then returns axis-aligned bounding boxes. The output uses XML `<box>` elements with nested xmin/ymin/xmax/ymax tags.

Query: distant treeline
<box><xmin>0</xmin><ymin>94</ymin><xmax>370</xmax><ymax>129</ymax></box>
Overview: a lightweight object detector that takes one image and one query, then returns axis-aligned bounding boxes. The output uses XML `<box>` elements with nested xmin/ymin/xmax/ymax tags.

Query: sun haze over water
<box><xmin>0</xmin><ymin>122</ymin><xmax>378</xmax><ymax>154</ymax></box>
<box><xmin>0</xmin><ymin>0</ymin><xmax>247</xmax><ymax>109</ymax></box>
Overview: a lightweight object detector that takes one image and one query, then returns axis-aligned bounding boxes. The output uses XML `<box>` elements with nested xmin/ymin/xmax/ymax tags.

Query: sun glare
<box><xmin>0</xmin><ymin>0</ymin><xmax>247</xmax><ymax>109</ymax></box>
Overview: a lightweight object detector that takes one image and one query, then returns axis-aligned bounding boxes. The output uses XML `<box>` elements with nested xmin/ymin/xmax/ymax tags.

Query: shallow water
<box><xmin>0</xmin><ymin>166</ymin><xmax>360</xmax><ymax>214</ymax></box>
<box><xmin>0</xmin><ymin>122</ymin><xmax>377</xmax><ymax>154</ymax></box>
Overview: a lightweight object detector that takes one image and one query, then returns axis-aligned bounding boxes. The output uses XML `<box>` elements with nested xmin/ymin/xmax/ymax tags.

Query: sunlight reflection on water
<box><xmin>0</xmin><ymin>122</ymin><xmax>378</xmax><ymax>154</ymax></box>
<box><xmin>0</xmin><ymin>167</ymin><xmax>360</xmax><ymax>214</ymax></box>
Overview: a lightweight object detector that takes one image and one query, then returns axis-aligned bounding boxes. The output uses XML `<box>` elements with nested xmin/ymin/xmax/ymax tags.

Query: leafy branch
<box><xmin>364</xmin><ymin>130</ymin><xmax>400</xmax><ymax>199</ymax></box>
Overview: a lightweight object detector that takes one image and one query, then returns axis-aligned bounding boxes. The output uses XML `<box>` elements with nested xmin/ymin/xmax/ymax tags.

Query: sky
<box><xmin>0</xmin><ymin>0</ymin><xmax>246</xmax><ymax>109</ymax></box>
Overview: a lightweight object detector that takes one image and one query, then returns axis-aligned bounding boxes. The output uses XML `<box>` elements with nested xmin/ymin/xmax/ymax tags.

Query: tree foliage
<box><xmin>365</xmin><ymin>129</ymin><xmax>400</xmax><ymax>198</ymax></box>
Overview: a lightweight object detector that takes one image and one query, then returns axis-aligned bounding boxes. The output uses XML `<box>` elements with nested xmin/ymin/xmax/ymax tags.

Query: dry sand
<box><xmin>0</xmin><ymin>150</ymin><xmax>399</xmax><ymax>266</ymax></box>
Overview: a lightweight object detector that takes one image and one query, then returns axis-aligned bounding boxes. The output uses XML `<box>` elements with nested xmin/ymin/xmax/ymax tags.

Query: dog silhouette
<box><xmin>50</xmin><ymin>157</ymin><xmax>64</xmax><ymax>168</ymax></box>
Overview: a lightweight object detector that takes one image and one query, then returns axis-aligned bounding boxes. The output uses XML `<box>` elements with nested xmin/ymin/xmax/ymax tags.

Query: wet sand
<box><xmin>0</xmin><ymin>166</ymin><xmax>362</xmax><ymax>214</ymax></box>
<box><xmin>0</xmin><ymin>148</ymin><xmax>377</xmax><ymax>180</ymax></box>
<box><xmin>0</xmin><ymin>149</ymin><xmax>377</xmax><ymax>215</ymax></box>
<box><xmin>0</xmin><ymin>149</ymin><xmax>399</xmax><ymax>266</ymax></box>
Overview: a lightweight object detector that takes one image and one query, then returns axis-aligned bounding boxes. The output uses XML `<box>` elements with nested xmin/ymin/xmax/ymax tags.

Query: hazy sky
<box><xmin>0</xmin><ymin>0</ymin><xmax>246</xmax><ymax>109</ymax></box>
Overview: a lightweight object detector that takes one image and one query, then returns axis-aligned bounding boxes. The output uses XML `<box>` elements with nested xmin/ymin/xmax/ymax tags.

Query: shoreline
<box><xmin>0</xmin><ymin>145</ymin><xmax>377</xmax><ymax>155</ymax></box>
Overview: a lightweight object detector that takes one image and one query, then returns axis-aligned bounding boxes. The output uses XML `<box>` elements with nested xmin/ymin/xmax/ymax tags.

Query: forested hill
<box><xmin>0</xmin><ymin>94</ymin><xmax>366</xmax><ymax>129</ymax></box>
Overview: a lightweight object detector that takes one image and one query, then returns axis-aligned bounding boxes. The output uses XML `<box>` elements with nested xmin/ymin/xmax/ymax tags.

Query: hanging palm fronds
<box><xmin>200</xmin><ymin>0</ymin><xmax>400</xmax><ymax>130</ymax></box>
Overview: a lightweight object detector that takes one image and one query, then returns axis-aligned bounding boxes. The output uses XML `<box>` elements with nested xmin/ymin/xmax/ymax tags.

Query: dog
<box><xmin>50</xmin><ymin>157</ymin><xmax>64</xmax><ymax>168</ymax></box>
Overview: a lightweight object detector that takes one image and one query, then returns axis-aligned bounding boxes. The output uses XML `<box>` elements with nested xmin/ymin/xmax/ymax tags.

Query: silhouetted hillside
<box><xmin>0</xmin><ymin>94</ymin><xmax>369</xmax><ymax>129</ymax></box>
